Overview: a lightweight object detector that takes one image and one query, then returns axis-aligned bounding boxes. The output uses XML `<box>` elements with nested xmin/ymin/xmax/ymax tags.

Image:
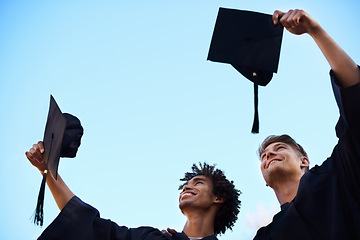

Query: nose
<box><xmin>265</xmin><ymin>150</ymin><xmax>276</xmax><ymax>159</ymax></box>
<box><xmin>182</xmin><ymin>184</ymin><xmax>192</xmax><ymax>192</ymax></box>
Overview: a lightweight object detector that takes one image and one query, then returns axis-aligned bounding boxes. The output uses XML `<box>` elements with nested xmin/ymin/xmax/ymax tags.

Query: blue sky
<box><xmin>1</xmin><ymin>0</ymin><xmax>359</xmax><ymax>239</ymax></box>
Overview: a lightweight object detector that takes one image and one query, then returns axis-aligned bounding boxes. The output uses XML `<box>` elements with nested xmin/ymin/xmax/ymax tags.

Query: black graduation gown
<box><xmin>38</xmin><ymin>195</ymin><xmax>218</xmax><ymax>240</ymax></box>
<box><xmin>254</xmin><ymin>68</ymin><xmax>360</xmax><ymax>240</ymax></box>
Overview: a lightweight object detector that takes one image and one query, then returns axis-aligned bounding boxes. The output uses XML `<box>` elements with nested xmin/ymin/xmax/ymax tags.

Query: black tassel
<box><xmin>34</xmin><ymin>170</ymin><xmax>47</xmax><ymax>226</ymax></box>
<box><xmin>251</xmin><ymin>82</ymin><xmax>259</xmax><ymax>134</ymax></box>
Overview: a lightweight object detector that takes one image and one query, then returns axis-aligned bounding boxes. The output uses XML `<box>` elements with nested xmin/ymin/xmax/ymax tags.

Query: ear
<box><xmin>214</xmin><ymin>196</ymin><xmax>225</xmax><ymax>204</ymax></box>
<box><xmin>300</xmin><ymin>156</ymin><xmax>310</xmax><ymax>169</ymax></box>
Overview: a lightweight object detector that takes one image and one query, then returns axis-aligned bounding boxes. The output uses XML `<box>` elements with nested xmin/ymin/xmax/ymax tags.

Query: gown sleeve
<box><xmin>329</xmin><ymin>66</ymin><xmax>360</xmax><ymax>202</ymax></box>
<box><xmin>331</xmin><ymin>66</ymin><xmax>360</xmax><ymax>151</ymax></box>
<box><xmin>38</xmin><ymin>196</ymin><xmax>168</xmax><ymax>240</ymax></box>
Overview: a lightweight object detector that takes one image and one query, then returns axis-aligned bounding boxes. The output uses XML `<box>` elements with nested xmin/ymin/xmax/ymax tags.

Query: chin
<box><xmin>264</xmin><ymin>166</ymin><xmax>281</xmax><ymax>180</ymax></box>
<box><xmin>267</xmin><ymin>167</ymin><xmax>298</xmax><ymax>183</ymax></box>
<box><xmin>179</xmin><ymin>200</ymin><xmax>189</xmax><ymax>210</ymax></box>
<box><xmin>179</xmin><ymin>200</ymin><xmax>197</xmax><ymax>212</ymax></box>
<box><xmin>179</xmin><ymin>203</ymin><xmax>190</xmax><ymax>214</ymax></box>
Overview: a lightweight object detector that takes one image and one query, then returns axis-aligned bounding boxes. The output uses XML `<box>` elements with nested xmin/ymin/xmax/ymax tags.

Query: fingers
<box><xmin>272</xmin><ymin>10</ymin><xmax>284</xmax><ymax>25</ymax></box>
<box><xmin>26</xmin><ymin>141</ymin><xmax>45</xmax><ymax>163</ymax></box>
<box><xmin>26</xmin><ymin>151</ymin><xmax>43</xmax><ymax>166</ymax></box>
<box><xmin>160</xmin><ymin>228</ymin><xmax>178</xmax><ymax>237</ymax></box>
<box><xmin>26</xmin><ymin>142</ymin><xmax>47</xmax><ymax>173</ymax></box>
<box><xmin>31</xmin><ymin>144</ymin><xmax>44</xmax><ymax>161</ymax></box>
<box><xmin>38</xmin><ymin>141</ymin><xmax>45</xmax><ymax>153</ymax></box>
<box><xmin>33</xmin><ymin>141</ymin><xmax>44</xmax><ymax>154</ymax></box>
<box><xmin>167</xmin><ymin>228</ymin><xmax>178</xmax><ymax>235</ymax></box>
<box><xmin>25</xmin><ymin>151</ymin><xmax>35</xmax><ymax>162</ymax></box>
<box><xmin>26</xmin><ymin>150</ymin><xmax>43</xmax><ymax>165</ymax></box>
<box><xmin>161</xmin><ymin>230</ymin><xmax>171</xmax><ymax>237</ymax></box>
<box><xmin>279</xmin><ymin>9</ymin><xmax>305</xmax><ymax>29</ymax></box>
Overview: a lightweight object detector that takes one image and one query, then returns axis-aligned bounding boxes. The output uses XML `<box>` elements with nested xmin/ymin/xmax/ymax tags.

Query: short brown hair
<box><xmin>258</xmin><ymin>135</ymin><xmax>308</xmax><ymax>169</ymax></box>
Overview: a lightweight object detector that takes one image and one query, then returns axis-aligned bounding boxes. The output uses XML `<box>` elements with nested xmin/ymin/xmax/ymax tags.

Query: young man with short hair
<box><xmin>254</xmin><ymin>9</ymin><xmax>360</xmax><ymax>240</ymax></box>
<box><xmin>26</xmin><ymin>143</ymin><xmax>241</xmax><ymax>240</ymax></box>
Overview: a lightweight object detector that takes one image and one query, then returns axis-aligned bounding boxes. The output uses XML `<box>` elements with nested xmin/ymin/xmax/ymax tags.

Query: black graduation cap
<box><xmin>207</xmin><ymin>7</ymin><xmax>284</xmax><ymax>133</ymax></box>
<box><xmin>43</xmin><ymin>95</ymin><xmax>67</xmax><ymax>180</ymax></box>
<box><xmin>34</xmin><ymin>95</ymin><xmax>84</xmax><ymax>226</ymax></box>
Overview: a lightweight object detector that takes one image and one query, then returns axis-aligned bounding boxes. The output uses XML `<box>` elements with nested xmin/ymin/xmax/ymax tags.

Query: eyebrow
<box><xmin>192</xmin><ymin>177</ymin><xmax>207</xmax><ymax>182</ymax></box>
<box><xmin>185</xmin><ymin>177</ymin><xmax>207</xmax><ymax>186</ymax></box>
<box><xmin>265</xmin><ymin>143</ymin><xmax>288</xmax><ymax>151</ymax></box>
<box><xmin>261</xmin><ymin>143</ymin><xmax>288</xmax><ymax>159</ymax></box>
<box><xmin>274</xmin><ymin>143</ymin><xmax>288</xmax><ymax>148</ymax></box>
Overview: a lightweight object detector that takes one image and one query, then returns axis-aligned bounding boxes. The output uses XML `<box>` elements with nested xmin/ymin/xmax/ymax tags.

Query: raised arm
<box><xmin>273</xmin><ymin>9</ymin><xmax>360</xmax><ymax>87</ymax></box>
<box><xmin>26</xmin><ymin>141</ymin><xmax>74</xmax><ymax>211</ymax></box>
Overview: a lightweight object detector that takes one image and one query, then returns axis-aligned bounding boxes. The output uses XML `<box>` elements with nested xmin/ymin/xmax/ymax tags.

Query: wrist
<box><xmin>308</xmin><ymin>24</ymin><xmax>323</xmax><ymax>38</ymax></box>
<box><xmin>40</xmin><ymin>169</ymin><xmax>48</xmax><ymax>175</ymax></box>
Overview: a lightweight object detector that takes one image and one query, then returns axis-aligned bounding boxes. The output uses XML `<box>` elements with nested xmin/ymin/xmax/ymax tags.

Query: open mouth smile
<box><xmin>180</xmin><ymin>191</ymin><xmax>197</xmax><ymax>200</ymax></box>
<box><xmin>267</xmin><ymin>159</ymin><xmax>282</xmax><ymax>168</ymax></box>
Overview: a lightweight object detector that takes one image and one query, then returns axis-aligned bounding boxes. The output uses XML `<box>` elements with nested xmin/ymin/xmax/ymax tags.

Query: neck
<box><xmin>182</xmin><ymin>209</ymin><xmax>216</xmax><ymax>238</ymax></box>
<box><xmin>272</xmin><ymin>179</ymin><xmax>300</xmax><ymax>205</ymax></box>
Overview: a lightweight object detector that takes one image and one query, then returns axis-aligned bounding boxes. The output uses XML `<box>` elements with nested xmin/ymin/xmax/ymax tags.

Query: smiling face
<box><xmin>260</xmin><ymin>142</ymin><xmax>309</xmax><ymax>187</ymax></box>
<box><xmin>179</xmin><ymin>175</ymin><xmax>219</xmax><ymax>213</ymax></box>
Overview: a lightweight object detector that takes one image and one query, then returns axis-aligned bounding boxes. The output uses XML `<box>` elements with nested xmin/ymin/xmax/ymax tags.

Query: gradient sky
<box><xmin>1</xmin><ymin>0</ymin><xmax>359</xmax><ymax>239</ymax></box>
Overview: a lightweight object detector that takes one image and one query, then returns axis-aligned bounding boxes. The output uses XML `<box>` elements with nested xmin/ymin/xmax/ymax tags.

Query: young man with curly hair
<box><xmin>25</xmin><ymin>144</ymin><xmax>241</xmax><ymax>240</ymax></box>
<box><xmin>254</xmin><ymin>9</ymin><xmax>360</xmax><ymax>240</ymax></box>
<box><xmin>177</xmin><ymin>163</ymin><xmax>241</xmax><ymax>237</ymax></box>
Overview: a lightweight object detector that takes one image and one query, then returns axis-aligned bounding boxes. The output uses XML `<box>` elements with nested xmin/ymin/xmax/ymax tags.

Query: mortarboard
<box><xmin>207</xmin><ymin>7</ymin><xmax>284</xmax><ymax>133</ymax></box>
<box><xmin>43</xmin><ymin>95</ymin><xmax>67</xmax><ymax>180</ymax></box>
<box><xmin>34</xmin><ymin>95</ymin><xmax>84</xmax><ymax>226</ymax></box>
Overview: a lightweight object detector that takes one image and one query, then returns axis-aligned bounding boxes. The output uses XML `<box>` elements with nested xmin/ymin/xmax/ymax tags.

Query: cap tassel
<box><xmin>251</xmin><ymin>82</ymin><xmax>259</xmax><ymax>134</ymax></box>
<box><xmin>34</xmin><ymin>170</ymin><xmax>47</xmax><ymax>226</ymax></box>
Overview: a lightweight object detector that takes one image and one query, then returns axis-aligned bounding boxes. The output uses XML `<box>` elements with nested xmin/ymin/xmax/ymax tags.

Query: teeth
<box><xmin>181</xmin><ymin>193</ymin><xmax>195</xmax><ymax>199</ymax></box>
<box><xmin>269</xmin><ymin>160</ymin><xmax>279</xmax><ymax>167</ymax></box>
<box><xmin>182</xmin><ymin>193</ymin><xmax>193</xmax><ymax>197</ymax></box>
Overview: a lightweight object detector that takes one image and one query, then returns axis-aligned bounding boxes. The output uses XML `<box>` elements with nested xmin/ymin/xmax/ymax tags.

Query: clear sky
<box><xmin>1</xmin><ymin>0</ymin><xmax>359</xmax><ymax>239</ymax></box>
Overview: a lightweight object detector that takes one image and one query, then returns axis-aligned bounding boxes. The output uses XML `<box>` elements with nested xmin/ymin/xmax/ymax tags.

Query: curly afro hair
<box><xmin>179</xmin><ymin>162</ymin><xmax>241</xmax><ymax>235</ymax></box>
